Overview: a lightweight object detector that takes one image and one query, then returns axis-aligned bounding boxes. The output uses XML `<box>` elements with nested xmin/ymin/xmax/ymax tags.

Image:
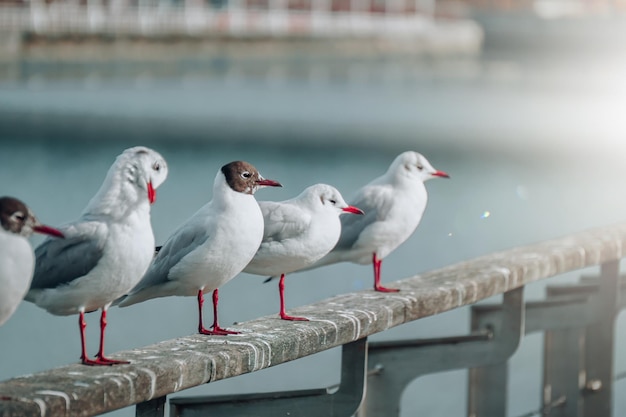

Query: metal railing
<box><xmin>0</xmin><ymin>222</ymin><xmax>625</xmax><ymax>417</ymax></box>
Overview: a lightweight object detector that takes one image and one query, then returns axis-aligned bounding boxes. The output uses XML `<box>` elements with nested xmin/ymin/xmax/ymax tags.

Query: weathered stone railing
<box><xmin>1</xmin><ymin>222</ymin><xmax>625</xmax><ymax>417</ymax></box>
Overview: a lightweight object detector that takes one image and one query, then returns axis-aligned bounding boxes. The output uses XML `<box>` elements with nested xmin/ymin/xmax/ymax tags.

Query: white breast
<box><xmin>246</xmin><ymin>206</ymin><xmax>342</xmax><ymax>276</ymax></box>
<box><xmin>0</xmin><ymin>231</ymin><xmax>35</xmax><ymax>325</ymax></box>
<box><xmin>169</xmin><ymin>192</ymin><xmax>265</xmax><ymax>293</ymax></box>
<box><xmin>354</xmin><ymin>182</ymin><xmax>428</xmax><ymax>261</ymax></box>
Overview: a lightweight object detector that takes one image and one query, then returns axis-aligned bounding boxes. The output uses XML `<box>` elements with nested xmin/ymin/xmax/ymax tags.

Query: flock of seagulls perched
<box><xmin>0</xmin><ymin>147</ymin><xmax>448</xmax><ymax>366</ymax></box>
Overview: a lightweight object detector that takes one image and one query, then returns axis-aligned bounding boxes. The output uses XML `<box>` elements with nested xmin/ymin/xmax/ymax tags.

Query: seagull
<box><xmin>305</xmin><ymin>151</ymin><xmax>449</xmax><ymax>292</ymax></box>
<box><xmin>25</xmin><ymin>146</ymin><xmax>168</xmax><ymax>366</ymax></box>
<box><xmin>0</xmin><ymin>197</ymin><xmax>64</xmax><ymax>327</ymax></box>
<box><xmin>119</xmin><ymin>161</ymin><xmax>282</xmax><ymax>335</ymax></box>
<box><xmin>244</xmin><ymin>184</ymin><xmax>364</xmax><ymax>321</ymax></box>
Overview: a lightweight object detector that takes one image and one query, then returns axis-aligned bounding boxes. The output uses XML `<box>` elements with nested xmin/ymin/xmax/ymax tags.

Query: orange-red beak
<box><xmin>342</xmin><ymin>206</ymin><xmax>365</xmax><ymax>215</ymax></box>
<box><xmin>33</xmin><ymin>224</ymin><xmax>65</xmax><ymax>238</ymax></box>
<box><xmin>148</xmin><ymin>181</ymin><xmax>156</xmax><ymax>204</ymax></box>
<box><xmin>256</xmin><ymin>179</ymin><xmax>282</xmax><ymax>188</ymax></box>
<box><xmin>432</xmin><ymin>170</ymin><xmax>450</xmax><ymax>179</ymax></box>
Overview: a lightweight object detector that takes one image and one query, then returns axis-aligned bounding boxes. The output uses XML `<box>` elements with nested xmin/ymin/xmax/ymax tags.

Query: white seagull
<box><xmin>244</xmin><ymin>184</ymin><xmax>364</xmax><ymax>321</ymax></box>
<box><xmin>26</xmin><ymin>146</ymin><xmax>168</xmax><ymax>366</ymax></box>
<box><xmin>119</xmin><ymin>161</ymin><xmax>281</xmax><ymax>335</ymax></box>
<box><xmin>0</xmin><ymin>197</ymin><xmax>64</xmax><ymax>327</ymax></box>
<box><xmin>306</xmin><ymin>151</ymin><xmax>449</xmax><ymax>292</ymax></box>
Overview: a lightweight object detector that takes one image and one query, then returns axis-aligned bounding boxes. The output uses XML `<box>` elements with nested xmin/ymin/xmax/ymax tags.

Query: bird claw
<box><xmin>81</xmin><ymin>356</ymin><xmax>130</xmax><ymax>366</ymax></box>
<box><xmin>374</xmin><ymin>285</ymin><xmax>400</xmax><ymax>293</ymax></box>
<box><xmin>97</xmin><ymin>356</ymin><xmax>131</xmax><ymax>365</ymax></box>
<box><xmin>199</xmin><ymin>326</ymin><xmax>240</xmax><ymax>336</ymax></box>
<box><xmin>280</xmin><ymin>314</ymin><xmax>309</xmax><ymax>321</ymax></box>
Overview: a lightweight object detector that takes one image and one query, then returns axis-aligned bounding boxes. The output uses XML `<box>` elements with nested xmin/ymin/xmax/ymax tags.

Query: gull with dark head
<box><xmin>0</xmin><ymin>197</ymin><xmax>64</xmax><ymax>327</ymax></box>
<box><xmin>119</xmin><ymin>161</ymin><xmax>282</xmax><ymax>335</ymax></box>
<box><xmin>305</xmin><ymin>151</ymin><xmax>449</xmax><ymax>292</ymax></box>
<box><xmin>244</xmin><ymin>184</ymin><xmax>364</xmax><ymax>321</ymax></box>
<box><xmin>26</xmin><ymin>146</ymin><xmax>168</xmax><ymax>365</ymax></box>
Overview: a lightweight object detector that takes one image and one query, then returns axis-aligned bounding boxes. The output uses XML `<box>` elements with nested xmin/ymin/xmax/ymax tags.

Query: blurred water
<box><xmin>1</xmin><ymin>49</ymin><xmax>626</xmax><ymax>416</ymax></box>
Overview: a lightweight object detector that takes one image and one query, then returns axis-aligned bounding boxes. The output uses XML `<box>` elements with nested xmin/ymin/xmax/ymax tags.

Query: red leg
<box><xmin>78</xmin><ymin>310</ymin><xmax>128</xmax><ymax>366</ymax></box>
<box><xmin>197</xmin><ymin>289</ymin><xmax>205</xmax><ymax>333</ymax></box>
<box><xmin>198</xmin><ymin>289</ymin><xmax>239</xmax><ymax>335</ymax></box>
<box><xmin>94</xmin><ymin>308</ymin><xmax>130</xmax><ymax>365</ymax></box>
<box><xmin>372</xmin><ymin>253</ymin><xmax>399</xmax><ymax>293</ymax></box>
<box><xmin>279</xmin><ymin>274</ymin><xmax>308</xmax><ymax>321</ymax></box>
<box><xmin>78</xmin><ymin>311</ymin><xmax>92</xmax><ymax>364</ymax></box>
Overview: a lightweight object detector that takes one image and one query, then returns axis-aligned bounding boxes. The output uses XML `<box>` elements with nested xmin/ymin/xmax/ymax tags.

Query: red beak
<box><xmin>256</xmin><ymin>179</ymin><xmax>283</xmax><ymax>188</ymax></box>
<box><xmin>342</xmin><ymin>205</ymin><xmax>365</xmax><ymax>215</ymax></box>
<box><xmin>432</xmin><ymin>170</ymin><xmax>450</xmax><ymax>179</ymax></box>
<box><xmin>33</xmin><ymin>224</ymin><xmax>65</xmax><ymax>238</ymax></box>
<box><xmin>147</xmin><ymin>181</ymin><xmax>156</xmax><ymax>204</ymax></box>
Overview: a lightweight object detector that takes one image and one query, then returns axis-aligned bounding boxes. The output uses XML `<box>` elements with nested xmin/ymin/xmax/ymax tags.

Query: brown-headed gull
<box><xmin>26</xmin><ymin>146</ymin><xmax>168</xmax><ymax>366</ymax></box>
<box><xmin>305</xmin><ymin>151</ymin><xmax>449</xmax><ymax>292</ymax></box>
<box><xmin>119</xmin><ymin>161</ymin><xmax>281</xmax><ymax>335</ymax></box>
<box><xmin>0</xmin><ymin>197</ymin><xmax>64</xmax><ymax>327</ymax></box>
<box><xmin>244</xmin><ymin>184</ymin><xmax>364</xmax><ymax>321</ymax></box>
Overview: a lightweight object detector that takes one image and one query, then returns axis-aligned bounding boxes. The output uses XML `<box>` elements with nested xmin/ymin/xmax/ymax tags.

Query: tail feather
<box><xmin>117</xmin><ymin>286</ymin><xmax>168</xmax><ymax>307</ymax></box>
<box><xmin>111</xmin><ymin>294</ymin><xmax>127</xmax><ymax>307</ymax></box>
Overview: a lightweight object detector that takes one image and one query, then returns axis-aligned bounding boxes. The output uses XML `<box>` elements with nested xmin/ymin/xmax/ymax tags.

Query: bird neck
<box><xmin>82</xmin><ymin>164</ymin><xmax>148</xmax><ymax>220</ymax></box>
<box><xmin>212</xmin><ymin>176</ymin><xmax>255</xmax><ymax>211</ymax></box>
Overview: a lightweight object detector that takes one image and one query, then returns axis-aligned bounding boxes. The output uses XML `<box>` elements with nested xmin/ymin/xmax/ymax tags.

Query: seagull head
<box><xmin>121</xmin><ymin>146</ymin><xmax>169</xmax><ymax>205</ymax></box>
<box><xmin>220</xmin><ymin>161</ymin><xmax>282</xmax><ymax>195</ymax></box>
<box><xmin>392</xmin><ymin>151</ymin><xmax>450</xmax><ymax>183</ymax></box>
<box><xmin>303</xmin><ymin>184</ymin><xmax>364</xmax><ymax>216</ymax></box>
<box><xmin>0</xmin><ymin>196</ymin><xmax>64</xmax><ymax>238</ymax></box>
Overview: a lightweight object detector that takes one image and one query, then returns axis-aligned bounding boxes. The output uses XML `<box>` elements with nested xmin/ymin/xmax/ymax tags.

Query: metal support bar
<box><xmin>469</xmin><ymin>263</ymin><xmax>624</xmax><ymax>417</ymax></box>
<box><xmin>580</xmin><ymin>273</ymin><xmax>626</xmax><ymax>286</ymax></box>
<box><xmin>582</xmin><ymin>260</ymin><xmax>620</xmax><ymax>417</ymax></box>
<box><xmin>136</xmin><ymin>396</ymin><xmax>167</xmax><ymax>417</ymax></box>
<box><xmin>169</xmin><ymin>337</ymin><xmax>368</xmax><ymax>417</ymax></box>
<box><xmin>468</xmin><ymin>362</ymin><xmax>508</xmax><ymax>417</ymax></box>
<box><xmin>467</xmin><ymin>288</ymin><xmax>525</xmax><ymax>417</ymax></box>
<box><xmin>475</xmin><ymin>296</ymin><xmax>592</xmax><ymax>335</ymax></box>
<box><xmin>543</xmin><ymin>327</ymin><xmax>584</xmax><ymax>417</ymax></box>
<box><xmin>356</xmin><ymin>287</ymin><xmax>524</xmax><ymax>417</ymax></box>
<box><xmin>472</xmin><ymin>272</ymin><xmax>626</xmax><ymax>335</ymax></box>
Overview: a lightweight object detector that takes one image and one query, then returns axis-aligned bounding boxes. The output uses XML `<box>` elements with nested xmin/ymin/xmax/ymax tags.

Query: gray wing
<box><xmin>31</xmin><ymin>221</ymin><xmax>107</xmax><ymax>290</ymax></box>
<box><xmin>334</xmin><ymin>185</ymin><xmax>392</xmax><ymax>250</ymax></box>
<box><xmin>259</xmin><ymin>201</ymin><xmax>309</xmax><ymax>243</ymax></box>
<box><xmin>129</xmin><ymin>224</ymin><xmax>210</xmax><ymax>293</ymax></box>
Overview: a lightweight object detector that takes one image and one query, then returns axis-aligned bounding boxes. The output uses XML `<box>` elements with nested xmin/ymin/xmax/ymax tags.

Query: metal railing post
<box><xmin>467</xmin><ymin>289</ymin><xmax>526</xmax><ymax>417</ymax></box>
<box><xmin>582</xmin><ymin>260</ymin><xmax>620</xmax><ymax>417</ymax></box>
<box><xmin>542</xmin><ymin>327</ymin><xmax>584</xmax><ymax>417</ymax></box>
<box><xmin>136</xmin><ymin>396</ymin><xmax>167</xmax><ymax>417</ymax></box>
<box><xmin>359</xmin><ymin>287</ymin><xmax>524</xmax><ymax>417</ymax></box>
<box><xmin>468</xmin><ymin>362</ymin><xmax>508</xmax><ymax>417</ymax></box>
<box><xmin>170</xmin><ymin>338</ymin><xmax>368</xmax><ymax>417</ymax></box>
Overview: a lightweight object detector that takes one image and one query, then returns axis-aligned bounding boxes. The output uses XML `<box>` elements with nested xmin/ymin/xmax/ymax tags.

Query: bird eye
<box><xmin>416</xmin><ymin>164</ymin><xmax>424</xmax><ymax>170</ymax></box>
<box><xmin>329</xmin><ymin>199</ymin><xmax>337</xmax><ymax>205</ymax></box>
<box><xmin>12</xmin><ymin>211</ymin><xmax>25</xmax><ymax>222</ymax></box>
<box><xmin>153</xmin><ymin>162</ymin><xmax>161</xmax><ymax>172</ymax></box>
<box><xmin>241</xmin><ymin>171</ymin><xmax>252</xmax><ymax>179</ymax></box>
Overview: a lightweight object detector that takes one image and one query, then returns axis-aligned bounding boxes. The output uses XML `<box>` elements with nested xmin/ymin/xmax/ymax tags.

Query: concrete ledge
<box><xmin>1</xmin><ymin>222</ymin><xmax>625</xmax><ymax>416</ymax></box>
